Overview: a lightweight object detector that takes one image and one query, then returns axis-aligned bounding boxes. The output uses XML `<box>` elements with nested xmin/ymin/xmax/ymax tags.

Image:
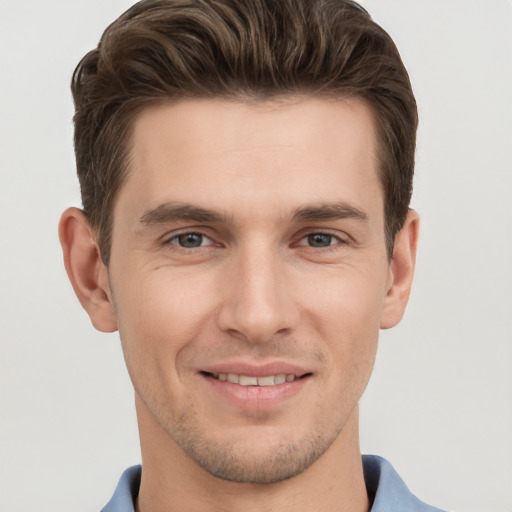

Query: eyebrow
<box><xmin>137</xmin><ymin>202</ymin><xmax>228</xmax><ymax>226</ymax></box>
<box><xmin>137</xmin><ymin>200</ymin><xmax>368</xmax><ymax>228</ymax></box>
<box><xmin>291</xmin><ymin>202</ymin><xmax>368</xmax><ymax>223</ymax></box>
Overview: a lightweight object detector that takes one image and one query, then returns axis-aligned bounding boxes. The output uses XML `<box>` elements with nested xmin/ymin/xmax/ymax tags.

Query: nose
<box><xmin>216</xmin><ymin>242</ymin><xmax>300</xmax><ymax>344</ymax></box>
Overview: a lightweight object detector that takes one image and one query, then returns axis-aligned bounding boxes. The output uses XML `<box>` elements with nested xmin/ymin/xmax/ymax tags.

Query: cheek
<box><xmin>302</xmin><ymin>263</ymin><xmax>388</xmax><ymax>334</ymax></box>
<box><xmin>299</xmin><ymin>264</ymin><xmax>385</xmax><ymax>385</ymax></box>
<box><xmin>112</xmin><ymin>269</ymin><xmax>218</xmax><ymax>378</ymax></box>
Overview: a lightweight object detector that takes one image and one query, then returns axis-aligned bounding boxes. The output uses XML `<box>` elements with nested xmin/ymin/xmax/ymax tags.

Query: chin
<box><xmin>169</xmin><ymin>420</ymin><xmax>343</xmax><ymax>484</ymax></box>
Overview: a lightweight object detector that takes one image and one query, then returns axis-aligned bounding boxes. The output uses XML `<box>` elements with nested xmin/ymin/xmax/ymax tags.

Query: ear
<box><xmin>380</xmin><ymin>210</ymin><xmax>420</xmax><ymax>329</ymax></box>
<box><xmin>59</xmin><ymin>207</ymin><xmax>118</xmax><ymax>333</ymax></box>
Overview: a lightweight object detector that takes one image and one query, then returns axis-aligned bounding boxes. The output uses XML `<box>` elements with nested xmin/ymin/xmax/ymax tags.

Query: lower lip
<box><xmin>200</xmin><ymin>373</ymin><xmax>311</xmax><ymax>409</ymax></box>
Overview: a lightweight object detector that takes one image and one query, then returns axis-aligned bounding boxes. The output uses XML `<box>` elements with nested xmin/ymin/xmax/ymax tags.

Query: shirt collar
<box><xmin>362</xmin><ymin>455</ymin><xmax>446</xmax><ymax>512</ymax></box>
<box><xmin>101</xmin><ymin>456</ymin><xmax>445</xmax><ymax>512</ymax></box>
<box><xmin>101</xmin><ymin>465</ymin><xmax>141</xmax><ymax>512</ymax></box>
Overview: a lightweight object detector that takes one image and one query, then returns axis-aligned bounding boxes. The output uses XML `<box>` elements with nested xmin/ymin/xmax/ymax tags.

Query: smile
<box><xmin>200</xmin><ymin>369</ymin><xmax>312</xmax><ymax>408</ymax></box>
<box><xmin>209</xmin><ymin>373</ymin><xmax>297</xmax><ymax>386</ymax></box>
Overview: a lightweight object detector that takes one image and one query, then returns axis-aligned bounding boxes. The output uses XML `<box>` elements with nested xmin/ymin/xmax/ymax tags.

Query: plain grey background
<box><xmin>1</xmin><ymin>1</ymin><xmax>511</xmax><ymax>510</ymax></box>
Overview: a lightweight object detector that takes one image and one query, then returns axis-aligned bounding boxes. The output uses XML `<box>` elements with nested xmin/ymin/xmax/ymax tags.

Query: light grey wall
<box><xmin>1</xmin><ymin>1</ymin><xmax>511</xmax><ymax>510</ymax></box>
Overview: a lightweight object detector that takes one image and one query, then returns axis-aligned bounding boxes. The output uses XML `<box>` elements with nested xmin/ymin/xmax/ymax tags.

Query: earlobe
<box><xmin>59</xmin><ymin>207</ymin><xmax>118</xmax><ymax>333</ymax></box>
<box><xmin>380</xmin><ymin>210</ymin><xmax>420</xmax><ymax>330</ymax></box>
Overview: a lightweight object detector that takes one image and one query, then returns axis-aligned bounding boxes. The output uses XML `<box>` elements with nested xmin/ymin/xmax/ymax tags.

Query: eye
<box><xmin>297</xmin><ymin>232</ymin><xmax>343</xmax><ymax>248</ymax></box>
<box><xmin>305</xmin><ymin>233</ymin><xmax>334</xmax><ymax>247</ymax></box>
<box><xmin>168</xmin><ymin>232</ymin><xmax>212</xmax><ymax>248</ymax></box>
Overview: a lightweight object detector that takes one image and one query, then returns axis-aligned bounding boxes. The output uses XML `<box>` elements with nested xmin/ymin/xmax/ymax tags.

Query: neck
<box><xmin>135</xmin><ymin>397</ymin><xmax>369</xmax><ymax>512</ymax></box>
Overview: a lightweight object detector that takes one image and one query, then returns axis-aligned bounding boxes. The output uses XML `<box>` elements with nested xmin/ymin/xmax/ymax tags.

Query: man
<box><xmin>59</xmin><ymin>0</ymin><xmax>446</xmax><ymax>510</ymax></box>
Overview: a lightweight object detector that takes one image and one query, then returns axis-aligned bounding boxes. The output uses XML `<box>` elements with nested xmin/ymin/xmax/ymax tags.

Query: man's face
<box><xmin>107</xmin><ymin>97</ymin><xmax>394</xmax><ymax>483</ymax></box>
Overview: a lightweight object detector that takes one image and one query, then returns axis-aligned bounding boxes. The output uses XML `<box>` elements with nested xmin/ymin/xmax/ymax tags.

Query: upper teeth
<box><xmin>213</xmin><ymin>373</ymin><xmax>296</xmax><ymax>386</ymax></box>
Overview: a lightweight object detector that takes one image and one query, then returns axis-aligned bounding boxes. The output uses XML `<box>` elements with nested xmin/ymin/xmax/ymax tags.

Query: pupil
<box><xmin>178</xmin><ymin>233</ymin><xmax>203</xmax><ymax>248</ymax></box>
<box><xmin>308</xmin><ymin>234</ymin><xmax>332</xmax><ymax>247</ymax></box>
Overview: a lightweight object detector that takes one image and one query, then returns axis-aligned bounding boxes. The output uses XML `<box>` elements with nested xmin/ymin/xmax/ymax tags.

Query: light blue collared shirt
<box><xmin>101</xmin><ymin>455</ymin><xmax>447</xmax><ymax>511</ymax></box>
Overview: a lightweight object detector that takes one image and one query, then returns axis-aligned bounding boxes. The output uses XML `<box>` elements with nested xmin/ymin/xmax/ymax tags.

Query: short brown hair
<box><xmin>72</xmin><ymin>0</ymin><xmax>418</xmax><ymax>265</ymax></box>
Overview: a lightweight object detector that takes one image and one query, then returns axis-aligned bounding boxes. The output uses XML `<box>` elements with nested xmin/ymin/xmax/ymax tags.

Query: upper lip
<box><xmin>200</xmin><ymin>361</ymin><xmax>312</xmax><ymax>378</ymax></box>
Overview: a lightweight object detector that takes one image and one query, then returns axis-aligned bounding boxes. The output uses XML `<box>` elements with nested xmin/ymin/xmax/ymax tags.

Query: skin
<box><xmin>59</xmin><ymin>96</ymin><xmax>419</xmax><ymax>512</ymax></box>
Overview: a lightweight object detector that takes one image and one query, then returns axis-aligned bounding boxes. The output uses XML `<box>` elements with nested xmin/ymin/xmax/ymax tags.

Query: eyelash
<box><xmin>163</xmin><ymin>230</ymin><xmax>349</xmax><ymax>251</ymax></box>
<box><xmin>165</xmin><ymin>231</ymin><xmax>214</xmax><ymax>249</ymax></box>
<box><xmin>295</xmin><ymin>232</ymin><xmax>348</xmax><ymax>250</ymax></box>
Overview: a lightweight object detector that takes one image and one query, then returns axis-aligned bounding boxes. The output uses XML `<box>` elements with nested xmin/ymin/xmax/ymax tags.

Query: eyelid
<box><xmin>159</xmin><ymin>227</ymin><xmax>351</xmax><ymax>250</ymax></box>
<box><xmin>162</xmin><ymin>229</ymin><xmax>215</xmax><ymax>247</ymax></box>
<box><xmin>294</xmin><ymin>230</ymin><xmax>350</xmax><ymax>246</ymax></box>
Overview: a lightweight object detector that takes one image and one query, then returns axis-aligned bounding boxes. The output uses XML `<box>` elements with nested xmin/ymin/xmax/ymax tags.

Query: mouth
<box><xmin>198</xmin><ymin>363</ymin><xmax>313</xmax><ymax>408</ymax></box>
<box><xmin>201</xmin><ymin>371</ymin><xmax>311</xmax><ymax>387</ymax></box>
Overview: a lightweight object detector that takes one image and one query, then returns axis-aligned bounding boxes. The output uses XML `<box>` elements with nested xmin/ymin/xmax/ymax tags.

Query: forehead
<box><xmin>117</xmin><ymin>96</ymin><xmax>382</xmax><ymax>226</ymax></box>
